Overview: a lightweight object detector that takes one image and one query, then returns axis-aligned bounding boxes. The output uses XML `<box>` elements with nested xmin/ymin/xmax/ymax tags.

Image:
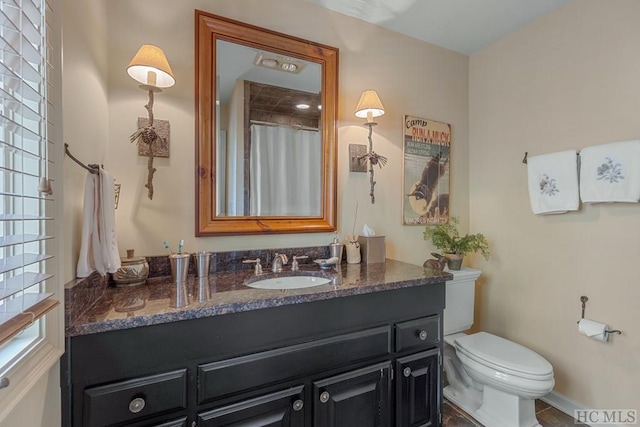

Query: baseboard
<box><xmin>542</xmin><ymin>391</ymin><xmax>628</xmax><ymax>427</ymax></box>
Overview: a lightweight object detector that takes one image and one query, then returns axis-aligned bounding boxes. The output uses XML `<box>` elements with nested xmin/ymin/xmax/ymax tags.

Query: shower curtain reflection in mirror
<box><xmin>250</xmin><ymin>124</ymin><xmax>322</xmax><ymax>216</ymax></box>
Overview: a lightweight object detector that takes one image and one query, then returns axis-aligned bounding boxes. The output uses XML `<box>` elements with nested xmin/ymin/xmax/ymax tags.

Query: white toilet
<box><xmin>443</xmin><ymin>268</ymin><xmax>555</xmax><ymax>427</ymax></box>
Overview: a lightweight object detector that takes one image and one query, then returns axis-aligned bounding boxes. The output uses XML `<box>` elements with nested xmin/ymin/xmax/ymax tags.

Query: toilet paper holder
<box><xmin>578</xmin><ymin>295</ymin><xmax>622</xmax><ymax>335</ymax></box>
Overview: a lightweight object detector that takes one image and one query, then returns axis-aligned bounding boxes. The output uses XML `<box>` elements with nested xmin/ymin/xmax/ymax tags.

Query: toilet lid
<box><xmin>455</xmin><ymin>332</ymin><xmax>553</xmax><ymax>377</ymax></box>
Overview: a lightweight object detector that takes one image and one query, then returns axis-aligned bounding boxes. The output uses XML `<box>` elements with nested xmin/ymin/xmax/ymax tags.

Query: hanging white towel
<box><xmin>99</xmin><ymin>169</ymin><xmax>120</xmax><ymax>273</ymax></box>
<box><xmin>527</xmin><ymin>150</ymin><xmax>579</xmax><ymax>214</ymax></box>
<box><xmin>579</xmin><ymin>140</ymin><xmax>640</xmax><ymax>203</ymax></box>
<box><xmin>77</xmin><ymin>170</ymin><xmax>121</xmax><ymax>278</ymax></box>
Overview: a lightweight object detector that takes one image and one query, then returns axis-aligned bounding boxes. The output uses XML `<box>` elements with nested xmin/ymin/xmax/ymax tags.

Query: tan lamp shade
<box><xmin>127</xmin><ymin>44</ymin><xmax>175</xmax><ymax>88</ymax></box>
<box><xmin>354</xmin><ymin>90</ymin><xmax>385</xmax><ymax>122</ymax></box>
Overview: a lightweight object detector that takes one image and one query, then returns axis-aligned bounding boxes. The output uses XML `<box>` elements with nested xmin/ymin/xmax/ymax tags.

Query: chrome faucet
<box><xmin>271</xmin><ymin>253</ymin><xmax>288</xmax><ymax>273</ymax></box>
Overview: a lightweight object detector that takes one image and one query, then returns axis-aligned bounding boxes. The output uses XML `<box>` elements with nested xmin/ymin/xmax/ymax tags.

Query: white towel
<box><xmin>99</xmin><ymin>170</ymin><xmax>120</xmax><ymax>273</ymax></box>
<box><xmin>579</xmin><ymin>140</ymin><xmax>640</xmax><ymax>203</ymax></box>
<box><xmin>77</xmin><ymin>170</ymin><xmax>121</xmax><ymax>278</ymax></box>
<box><xmin>527</xmin><ymin>150</ymin><xmax>579</xmax><ymax>214</ymax></box>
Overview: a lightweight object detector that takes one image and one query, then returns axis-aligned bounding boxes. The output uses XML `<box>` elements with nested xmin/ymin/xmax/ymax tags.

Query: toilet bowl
<box><xmin>443</xmin><ymin>269</ymin><xmax>554</xmax><ymax>427</ymax></box>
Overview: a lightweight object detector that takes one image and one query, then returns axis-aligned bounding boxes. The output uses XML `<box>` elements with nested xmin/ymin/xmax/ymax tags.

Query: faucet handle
<box><xmin>243</xmin><ymin>258</ymin><xmax>262</xmax><ymax>275</ymax></box>
<box><xmin>291</xmin><ymin>255</ymin><xmax>308</xmax><ymax>271</ymax></box>
<box><xmin>274</xmin><ymin>253</ymin><xmax>288</xmax><ymax>265</ymax></box>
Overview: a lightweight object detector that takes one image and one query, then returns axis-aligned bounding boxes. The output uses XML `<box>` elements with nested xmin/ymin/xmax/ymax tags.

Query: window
<box><xmin>0</xmin><ymin>0</ymin><xmax>62</xmax><ymax>418</ymax></box>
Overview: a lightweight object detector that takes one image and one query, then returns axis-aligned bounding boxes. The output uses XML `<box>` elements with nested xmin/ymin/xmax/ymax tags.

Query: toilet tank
<box><xmin>444</xmin><ymin>268</ymin><xmax>481</xmax><ymax>336</ymax></box>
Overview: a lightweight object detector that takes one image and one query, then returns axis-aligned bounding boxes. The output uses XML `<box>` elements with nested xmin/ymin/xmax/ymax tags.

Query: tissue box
<box><xmin>358</xmin><ymin>236</ymin><xmax>386</xmax><ymax>264</ymax></box>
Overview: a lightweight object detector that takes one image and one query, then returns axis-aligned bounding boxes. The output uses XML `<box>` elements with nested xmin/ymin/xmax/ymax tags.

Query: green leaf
<box><xmin>423</xmin><ymin>216</ymin><xmax>490</xmax><ymax>260</ymax></box>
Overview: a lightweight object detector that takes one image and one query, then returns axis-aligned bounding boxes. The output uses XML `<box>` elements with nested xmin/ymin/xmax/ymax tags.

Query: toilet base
<box><xmin>444</xmin><ymin>383</ymin><xmax>541</xmax><ymax>427</ymax></box>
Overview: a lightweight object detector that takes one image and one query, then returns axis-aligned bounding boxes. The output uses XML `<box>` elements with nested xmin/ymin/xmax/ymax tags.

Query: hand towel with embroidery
<box><xmin>527</xmin><ymin>150</ymin><xmax>579</xmax><ymax>214</ymax></box>
<box><xmin>579</xmin><ymin>140</ymin><xmax>640</xmax><ymax>203</ymax></box>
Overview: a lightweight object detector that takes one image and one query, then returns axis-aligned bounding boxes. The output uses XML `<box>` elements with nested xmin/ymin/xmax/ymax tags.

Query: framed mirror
<box><xmin>196</xmin><ymin>11</ymin><xmax>338</xmax><ymax>235</ymax></box>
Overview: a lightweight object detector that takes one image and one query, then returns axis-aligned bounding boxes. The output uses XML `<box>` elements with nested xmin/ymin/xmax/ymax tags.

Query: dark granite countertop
<box><xmin>65</xmin><ymin>259</ymin><xmax>451</xmax><ymax>337</ymax></box>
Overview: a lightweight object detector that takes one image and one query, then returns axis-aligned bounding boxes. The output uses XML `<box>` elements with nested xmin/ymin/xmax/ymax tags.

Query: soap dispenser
<box><xmin>329</xmin><ymin>232</ymin><xmax>343</xmax><ymax>263</ymax></box>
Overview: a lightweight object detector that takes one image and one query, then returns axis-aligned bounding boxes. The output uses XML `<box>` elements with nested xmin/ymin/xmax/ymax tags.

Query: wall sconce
<box><xmin>354</xmin><ymin>90</ymin><xmax>387</xmax><ymax>204</ymax></box>
<box><xmin>127</xmin><ymin>44</ymin><xmax>175</xmax><ymax>200</ymax></box>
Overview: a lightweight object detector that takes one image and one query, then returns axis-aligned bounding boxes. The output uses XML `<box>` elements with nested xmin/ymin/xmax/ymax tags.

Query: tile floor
<box><xmin>443</xmin><ymin>399</ymin><xmax>587</xmax><ymax>426</ymax></box>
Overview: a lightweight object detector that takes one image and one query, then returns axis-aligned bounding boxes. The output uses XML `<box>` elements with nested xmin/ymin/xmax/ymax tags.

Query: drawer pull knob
<box><xmin>293</xmin><ymin>399</ymin><xmax>304</xmax><ymax>411</ymax></box>
<box><xmin>403</xmin><ymin>367</ymin><xmax>412</xmax><ymax>377</ymax></box>
<box><xmin>128</xmin><ymin>397</ymin><xmax>146</xmax><ymax>414</ymax></box>
<box><xmin>418</xmin><ymin>330</ymin><xmax>428</xmax><ymax>340</ymax></box>
<box><xmin>320</xmin><ymin>391</ymin><xmax>330</xmax><ymax>404</ymax></box>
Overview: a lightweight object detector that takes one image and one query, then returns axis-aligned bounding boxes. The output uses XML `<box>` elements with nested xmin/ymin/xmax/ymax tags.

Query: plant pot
<box><xmin>444</xmin><ymin>253</ymin><xmax>464</xmax><ymax>270</ymax></box>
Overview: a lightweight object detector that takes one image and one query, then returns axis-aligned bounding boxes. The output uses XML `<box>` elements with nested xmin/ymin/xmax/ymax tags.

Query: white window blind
<box><xmin>0</xmin><ymin>0</ymin><xmax>58</xmax><ymax>347</ymax></box>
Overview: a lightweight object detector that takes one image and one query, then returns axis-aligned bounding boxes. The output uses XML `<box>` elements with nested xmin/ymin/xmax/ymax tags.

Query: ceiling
<box><xmin>307</xmin><ymin>0</ymin><xmax>570</xmax><ymax>55</ymax></box>
<box><xmin>217</xmin><ymin>39</ymin><xmax>321</xmax><ymax>103</ymax></box>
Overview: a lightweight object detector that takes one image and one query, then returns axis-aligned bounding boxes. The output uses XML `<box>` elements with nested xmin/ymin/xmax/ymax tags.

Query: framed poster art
<box><xmin>402</xmin><ymin>115</ymin><xmax>451</xmax><ymax>225</ymax></box>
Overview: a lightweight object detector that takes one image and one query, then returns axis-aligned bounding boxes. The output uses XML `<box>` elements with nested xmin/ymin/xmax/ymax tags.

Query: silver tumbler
<box><xmin>169</xmin><ymin>253</ymin><xmax>190</xmax><ymax>284</ymax></box>
<box><xmin>195</xmin><ymin>251</ymin><xmax>211</xmax><ymax>277</ymax></box>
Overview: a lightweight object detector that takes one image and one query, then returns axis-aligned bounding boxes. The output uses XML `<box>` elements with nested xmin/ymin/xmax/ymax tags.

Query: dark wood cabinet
<box><xmin>395</xmin><ymin>350</ymin><xmax>440</xmax><ymax>427</ymax></box>
<box><xmin>313</xmin><ymin>361</ymin><xmax>391</xmax><ymax>427</ymax></box>
<box><xmin>63</xmin><ymin>284</ymin><xmax>444</xmax><ymax>427</ymax></box>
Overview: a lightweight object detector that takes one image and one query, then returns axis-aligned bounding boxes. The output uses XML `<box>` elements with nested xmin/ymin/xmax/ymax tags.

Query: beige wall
<box><xmin>61</xmin><ymin>0</ymin><xmax>470</xmax><ymax>281</ymax></box>
<box><xmin>470</xmin><ymin>0</ymin><xmax>640</xmax><ymax>410</ymax></box>
<box><xmin>0</xmin><ymin>366</ymin><xmax>60</xmax><ymax>427</ymax></box>
<box><xmin>62</xmin><ymin>0</ymin><xmax>109</xmax><ymax>281</ymax></box>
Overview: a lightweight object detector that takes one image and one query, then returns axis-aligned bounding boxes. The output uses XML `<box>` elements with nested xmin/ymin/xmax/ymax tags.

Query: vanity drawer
<box><xmin>197</xmin><ymin>385</ymin><xmax>305</xmax><ymax>426</ymax></box>
<box><xmin>83</xmin><ymin>369</ymin><xmax>187</xmax><ymax>427</ymax></box>
<box><xmin>395</xmin><ymin>315</ymin><xmax>440</xmax><ymax>352</ymax></box>
<box><xmin>197</xmin><ymin>326</ymin><xmax>390</xmax><ymax>404</ymax></box>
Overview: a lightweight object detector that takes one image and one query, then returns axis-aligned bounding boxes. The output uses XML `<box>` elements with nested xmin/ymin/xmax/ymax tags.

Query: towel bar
<box><xmin>65</xmin><ymin>143</ymin><xmax>120</xmax><ymax>209</ymax></box>
<box><xmin>64</xmin><ymin>143</ymin><xmax>100</xmax><ymax>173</ymax></box>
<box><xmin>522</xmin><ymin>151</ymin><xmax>580</xmax><ymax>164</ymax></box>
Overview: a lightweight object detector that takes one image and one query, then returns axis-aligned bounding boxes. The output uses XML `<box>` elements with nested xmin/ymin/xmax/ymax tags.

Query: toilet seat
<box><xmin>455</xmin><ymin>350</ymin><xmax>555</xmax><ymax>399</ymax></box>
<box><xmin>454</xmin><ymin>332</ymin><xmax>553</xmax><ymax>380</ymax></box>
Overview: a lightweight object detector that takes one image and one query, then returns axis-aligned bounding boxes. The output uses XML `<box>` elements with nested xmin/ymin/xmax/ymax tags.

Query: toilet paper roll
<box><xmin>578</xmin><ymin>318</ymin><xmax>609</xmax><ymax>342</ymax></box>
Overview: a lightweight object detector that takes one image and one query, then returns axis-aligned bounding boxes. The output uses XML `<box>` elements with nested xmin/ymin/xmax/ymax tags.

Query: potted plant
<box><xmin>423</xmin><ymin>216</ymin><xmax>490</xmax><ymax>270</ymax></box>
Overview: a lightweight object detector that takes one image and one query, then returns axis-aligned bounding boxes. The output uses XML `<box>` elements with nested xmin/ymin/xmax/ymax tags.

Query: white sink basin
<box><xmin>246</xmin><ymin>275</ymin><xmax>331</xmax><ymax>290</ymax></box>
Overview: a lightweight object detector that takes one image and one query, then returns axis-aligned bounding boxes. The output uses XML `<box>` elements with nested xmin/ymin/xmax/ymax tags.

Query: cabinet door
<box><xmin>395</xmin><ymin>349</ymin><xmax>440</xmax><ymax>427</ymax></box>
<box><xmin>313</xmin><ymin>361</ymin><xmax>391</xmax><ymax>427</ymax></box>
<box><xmin>197</xmin><ymin>385</ymin><xmax>305</xmax><ymax>427</ymax></box>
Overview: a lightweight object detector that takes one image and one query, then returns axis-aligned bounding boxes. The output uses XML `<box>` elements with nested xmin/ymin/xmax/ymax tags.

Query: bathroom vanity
<box><xmin>62</xmin><ymin>260</ymin><xmax>450</xmax><ymax>427</ymax></box>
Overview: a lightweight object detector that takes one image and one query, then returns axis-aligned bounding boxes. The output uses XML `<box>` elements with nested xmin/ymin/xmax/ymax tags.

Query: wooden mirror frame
<box><xmin>195</xmin><ymin>11</ymin><xmax>338</xmax><ymax>236</ymax></box>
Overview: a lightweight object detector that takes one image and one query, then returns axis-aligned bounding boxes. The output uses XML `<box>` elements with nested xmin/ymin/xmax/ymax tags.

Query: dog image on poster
<box><xmin>402</xmin><ymin>115</ymin><xmax>451</xmax><ymax>225</ymax></box>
